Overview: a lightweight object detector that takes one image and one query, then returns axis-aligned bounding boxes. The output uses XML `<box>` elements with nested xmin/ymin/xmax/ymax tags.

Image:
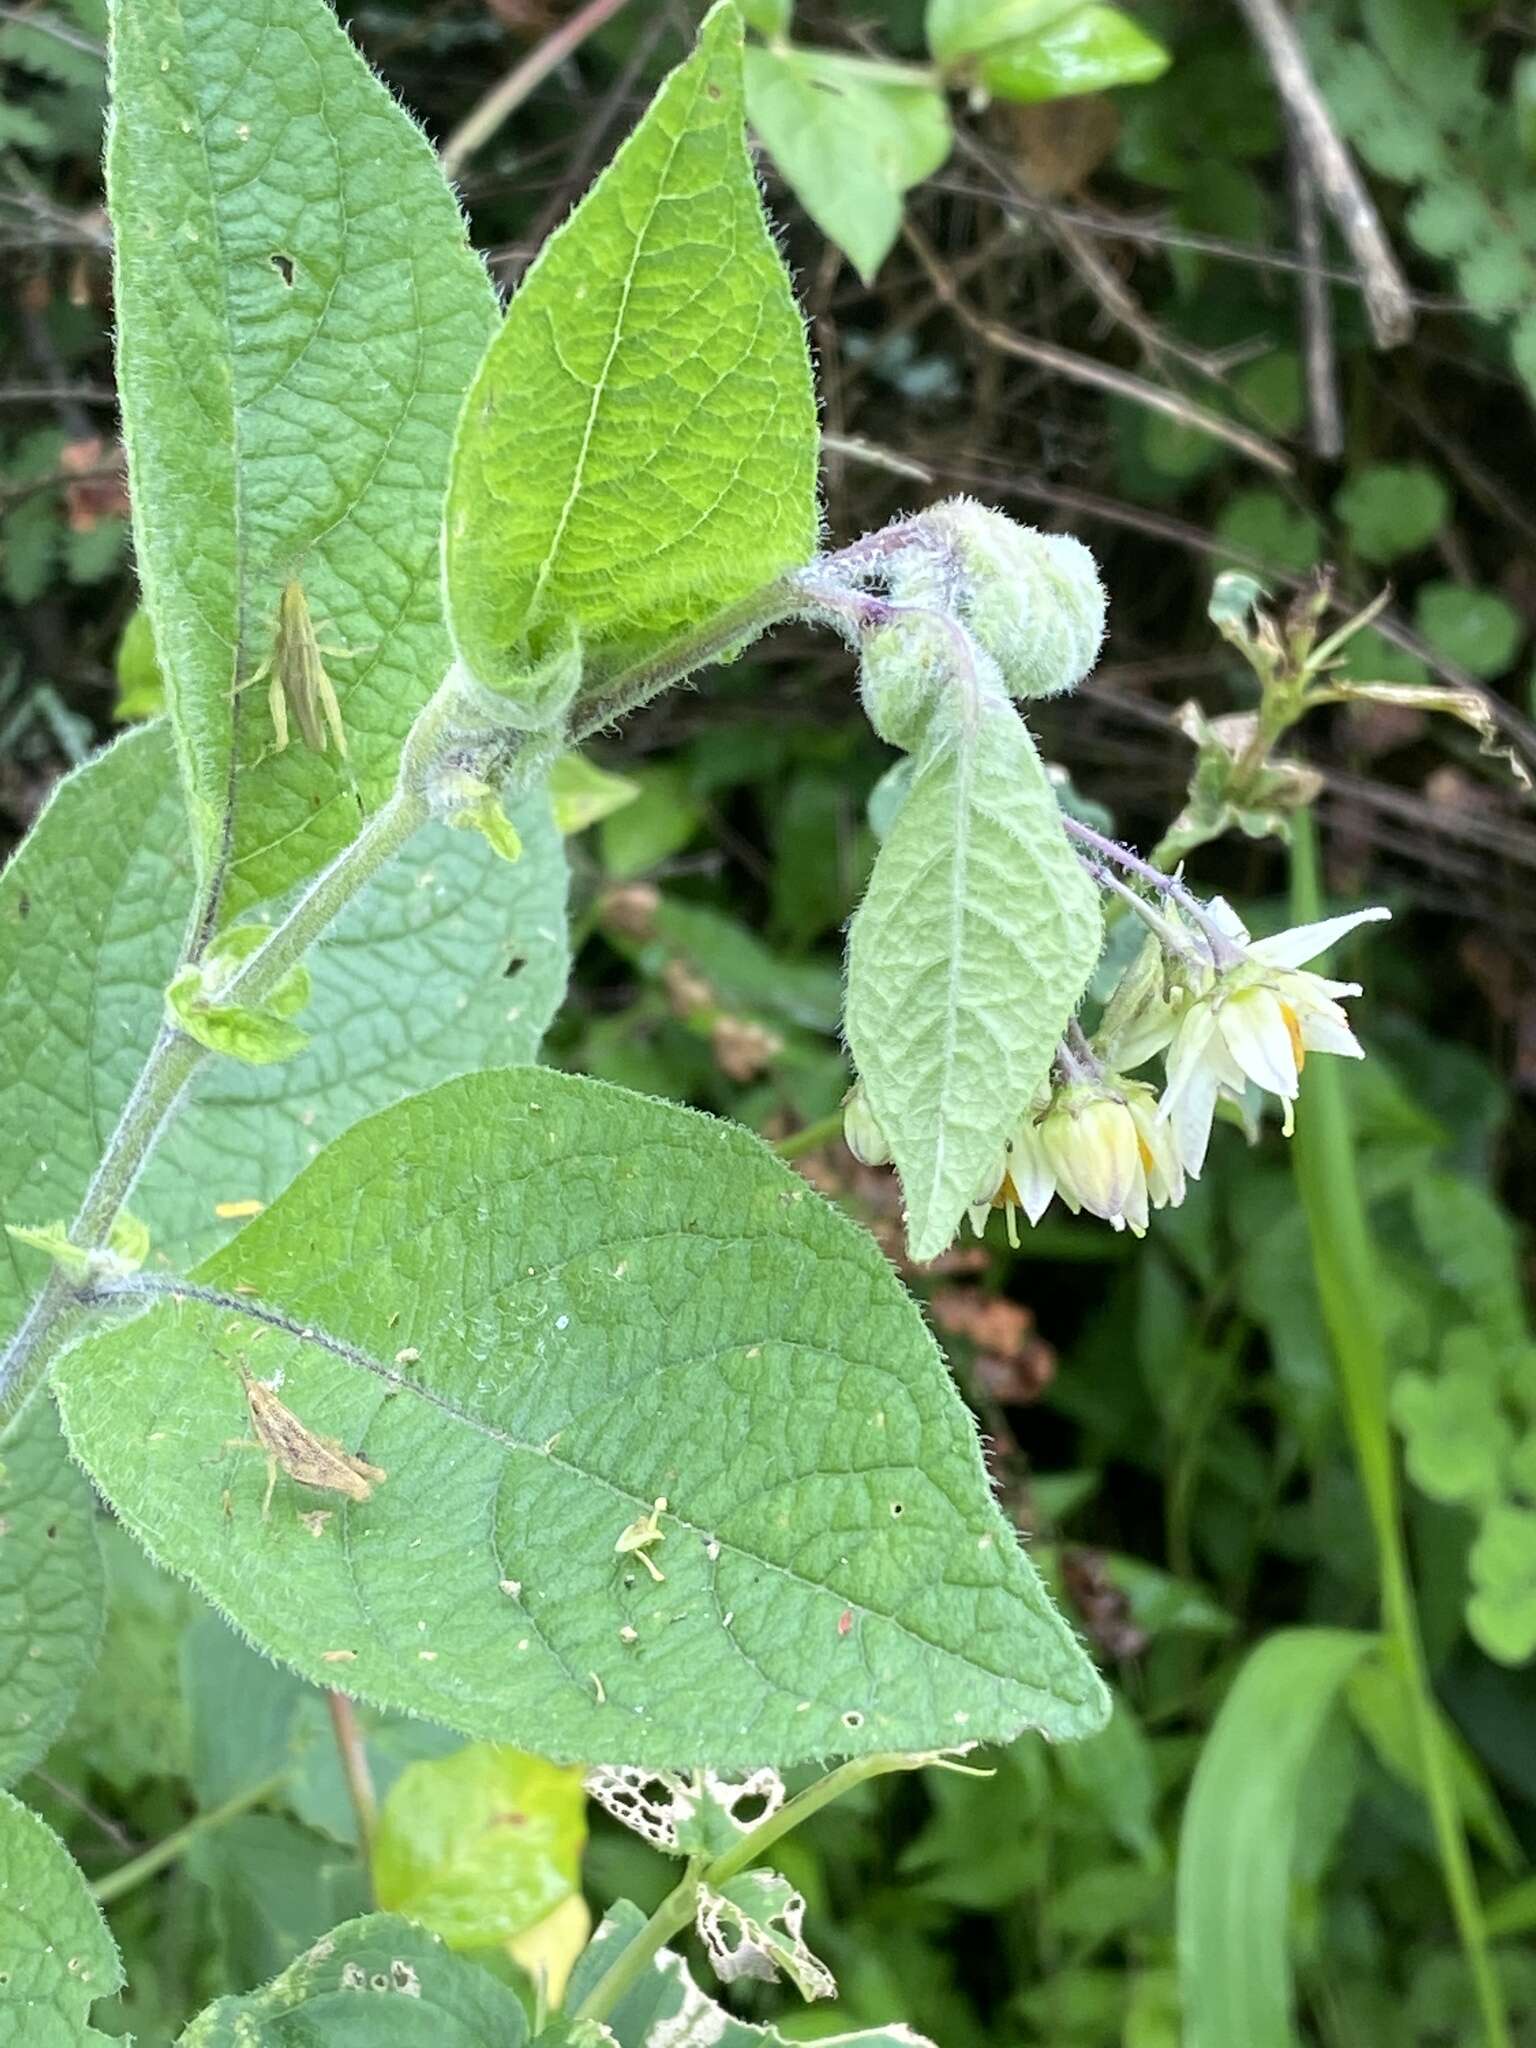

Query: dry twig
<box><xmin>1231</xmin><ymin>0</ymin><xmax>1414</xmax><ymax>347</ymax></box>
<box><xmin>901</xmin><ymin>221</ymin><xmax>1293</xmax><ymax>478</ymax></box>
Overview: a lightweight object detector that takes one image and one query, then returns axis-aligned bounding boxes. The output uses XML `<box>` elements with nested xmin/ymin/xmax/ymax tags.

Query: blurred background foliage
<box><xmin>5</xmin><ymin>0</ymin><xmax>1536</xmax><ymax>2042</ymax></box>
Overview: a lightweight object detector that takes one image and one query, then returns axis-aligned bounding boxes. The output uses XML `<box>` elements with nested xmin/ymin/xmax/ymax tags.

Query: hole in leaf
<box><xmin>503</xmin><ymin>954</ymin><xmax>526</xmax><ymax>980</ymax></box>
<box><xmin>889</xmin><ymin>1501</ymin><xmax>904</xmax><ymax>1517</ymax></box>
<box><xmin>842</xmin><ymin>1709</ymin><xmax>864</xmax><ymax>1730</ymax></box>
<box><xmin>269</xmin><ymin>251</ymin><xmax>295</xmax><ymax>286</ymax></box>
<box><xmin>731</xmin><ymin>1790</ymin><xmax>771</xmax><ymax>1825</ymax></box>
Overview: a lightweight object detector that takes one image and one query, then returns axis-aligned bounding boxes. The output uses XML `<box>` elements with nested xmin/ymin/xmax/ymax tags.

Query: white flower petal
<box><xmin>1008</xmin><ymin>1128</ymin><xmax>1057</xmax><ymax>1226</ymax></box>
<box><xmin>1217</xmin><ymin>986</ymin><xmax>1300</xmax><ymax>1101</ymax></box>
<box><xmin>1204</xmin><ymin>895</ymin><xmax>1250</xmax><ymax>943</ymax></box>
<box><xmin>1250</xmin><ymin>905</ymin><xmax>1390</xmax><ymax>970</ymax></box>
<box><xmin>1299</xmin><ymin>1009</ymin><xmax>1364</xmax><ymax>1058</ymax></box>
<box><xmin>1169</xmin><ymin>1064</ymin><xmax>1221</xmax><ymax>1179</ymax></box>
<box><xmin>1160</xmin><ymin>1003</ymin><xmax>1219</xmax><ymax>1122</ymax></box>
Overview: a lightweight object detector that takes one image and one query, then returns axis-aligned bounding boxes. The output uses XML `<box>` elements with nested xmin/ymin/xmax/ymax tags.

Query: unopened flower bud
<box><xmin>1040</xmin><ymin>1085</ymin><xmax>1145</xmax><ymax>1235</ymax></box>
<box><xmin>895</xmin><ymin>499</ymin><xmax>1106</xmax><ymax>701</ymax></box>
<box><xmin>842</xmin><ymin>1086</ymin><xmax>892</xmax><ymax>1167</ymax></box>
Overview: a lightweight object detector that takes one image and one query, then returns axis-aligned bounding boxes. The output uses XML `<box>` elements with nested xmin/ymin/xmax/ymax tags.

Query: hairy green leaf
<box><xmin>1177</xmin><ymin>1629</ymin><xmax>1373</xmax><ymax>2048</ymax></box>
<box><xmin>56</xmin><ymin>1070</ymin><xmax>1106</xmax><ymax>1768</ymax></box>
<box><xmin>108</xmin><ymin>0</ymin><xmax>496</xmax><ymax>907</ymax></box>
<box><xmin>0</xmin><ymin>726</ymin><xmax>567</xmax><ymax>1318</ymax></box>
<box><xmin>846</xmin><ymin>677</ymin><xmax>1101</xmax><ymax>1260</ymax></box>
<box><xmin>178</xmin><ymin>1913</ymin><xmax>529</xmax><ymax>2044</ymax></box>
<box><xmin>568</xmin><ymin>1901</ymin><xmax>933</xmax><ymax>2045</ymax></box>
<box><xmin>0</xmin><ymin>1788</ymin><xmax>122</xmax><ymax>2045</ymax></box>
<box><xmin>744</xmin><ymin>46</ymin><xmax>950</xmax><ymax>284</ymax></box>
<box><xmin>0</xmin><ymin>1399</ymin><xmax>104</xmax><ymax>1787</ymax></box>
<box><xmin>444</xmin><ymin>2</ymin><xmax>818</xmax><ymax>709</ymax></box>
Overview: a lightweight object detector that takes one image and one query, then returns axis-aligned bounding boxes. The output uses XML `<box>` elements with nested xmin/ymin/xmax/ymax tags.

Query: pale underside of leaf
<box><xmin>56</xmin><ymin>1070</ymin><xmax>1106</xmax><ymax>1769</ymax></box>
<box><xmin>846</xmin><ymin>696</ymin><xmax>1101</xmax><ymax>1260</ymax></box>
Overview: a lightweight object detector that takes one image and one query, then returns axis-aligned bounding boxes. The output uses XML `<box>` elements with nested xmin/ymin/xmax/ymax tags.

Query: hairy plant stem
<box><xmin>0</xmin><ymin>785</ymin><xmax>430</xmax><ymax>1417</ymax></box>
<box><xmin>89</xmin><ymin>1770</ymin><xmax>290</xmax><ymax>1906</ymax></box>
<box><xmin>1060</xmin><ymin>815</ymin><xmax>1244</xmax><ymax>967</ymax></box>
<box><xmin>1289</xmin><ymin>816</ymin><xmax>1510</xmax><ymax>2048</ymax></box>
<box><xmin>570</xmin><ymin>581</ymin><xmax>806</xmax><ymax>744</ymax></box>
<box><xmin>772</xmin><ymin>1109</ymin><xmax>846</xmax><ymax>1161</ymax></box>
<box><xmin>571</xmin><ymin>1753</ymin><xmax>929</xmax><ymax>2026</ymax></box>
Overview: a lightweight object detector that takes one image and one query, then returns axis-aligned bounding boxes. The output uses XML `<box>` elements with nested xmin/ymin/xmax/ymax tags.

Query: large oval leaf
<box><xmin>56</xmin><ymin>1071</ymin><xmax>1105</xmax><ymax>1768</ymax></box>
<box><xmin>845</xmin><ymin>690</ymin><xmax>1102</xmax><ymax>1261</ymax></box>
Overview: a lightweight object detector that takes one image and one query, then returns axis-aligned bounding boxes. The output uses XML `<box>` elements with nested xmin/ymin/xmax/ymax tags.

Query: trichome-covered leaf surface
<box><xmin>445</xmin><ymin>1</ymin><xmax>819</xmax><ymax>704</ymax></box>
<box><xmin>108</xmin><ymin>0</ymin><xmax>496</xmax><ymax>904</ymax></box>
<box><xmin>56</xmin><ymin>1070</ymin><xmax>1106</xmax><ymax>1768</ymax></box>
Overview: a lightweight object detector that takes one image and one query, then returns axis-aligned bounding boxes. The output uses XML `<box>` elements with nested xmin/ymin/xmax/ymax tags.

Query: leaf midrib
<box><xmin>120</xmin><ymin>1280</ymin><xmax>1081</xmax><ymax>1709</ymax></box>
<box><xmin>522</xmin><ymin>62</ymin><xmax>704</xmax><ymax>629</ymax></box>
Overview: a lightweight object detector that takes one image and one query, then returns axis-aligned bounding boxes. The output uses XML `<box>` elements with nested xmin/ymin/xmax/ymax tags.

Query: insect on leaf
<box><xmin>262</xmin><ymin>579</ymin><xmax>352</xmax><ymax>759</ymax></box>
<box><xmin>235</xmin><ymin>1364</ymin><xmax>387</xmax><ymax>1518</ymax></box>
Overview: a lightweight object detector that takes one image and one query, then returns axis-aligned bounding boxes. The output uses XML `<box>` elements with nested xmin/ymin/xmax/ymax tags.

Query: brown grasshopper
<box><xmin>245</xmin><ymin>579</ymin><xmax>369</xmax><ymax>769</ymax></box>
<box><xmin>226</xmin><ymin>1362</ymin><xmax>386</xmax><ymax>1520</ymax></box>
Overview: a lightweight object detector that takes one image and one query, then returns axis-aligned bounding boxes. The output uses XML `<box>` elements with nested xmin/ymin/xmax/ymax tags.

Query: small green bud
<box><xmin>7</xmin><ymin>1210</ymin><xmax>150</xmax><ymax>1282</ymax></box>
<box><xmin>842</xmin><ymin>1085</ymin><xmax>893</xmax><ymax>1167</ymax></box>
<box><xmin>895</xmin><ymin>499</ymin><xmax>1106</xmax><ymax>701</ymax></box>
<box><xmin>430</xmin><ymin>768</ymin><xmax>524</xmax><ymax>863</ymax></box>
<box><xmin>857</xmin><ymin>611</ymin><xmax>953</xmax><ymax>751</ymax></box>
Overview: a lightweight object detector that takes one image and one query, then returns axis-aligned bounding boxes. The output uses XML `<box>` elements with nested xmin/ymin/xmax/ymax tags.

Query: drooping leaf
<box><xmin>567</xmin><ymin>1901</ymin><xmax>934</xmax><ymax>2046</ymax></box>
<box><xmin>845</xmin><ymin>683</ymin><xmax>1101</xmax><ymax>1260</ymax></box>
<box><xmin>56</xmin><ymin>1070</ymin><xmax>1106</xmax><ymax>1768</ymax></box>
<box><xmin>0</xmin><ymin>1788</ymin><xmax>122</xmax><ymax>2045</ymax></box>
<box><xmin>177</xmin><ymin>1912</ymin><xmax>530</xmax><ymax>2045</ymax></box>
<box><xmin>371</xmin><ymin>1744</ymin><xmax>586</xmax><ymax>1949</ymax></box>
<box><xmin>108</xmin><ymin>0</ymin><xmax>497</xmax><ymax>907</ymax></box>
<box><xmin>744</xmin><ymin>46</ymin><xmax>950</xmax><ymax>283</ymax></box>
<box><xmin>0</xmin><ymin>725</ymin><xmax>567</xmax><ymax>1320</ymax></box>
<box><xmin>444</xmin><ymin>2</ymin><xmax>818</xmax><ymax>711</ymax></box>
<box><xmin>1176</xmin><ymin>1628</ymin><xmax>1374</xmax><ymax>2048</ymax></box>
<box><xmin>0</xmin><ymin>1398</ymin><xmax>104</xmax><ymax>1786</ymax></box>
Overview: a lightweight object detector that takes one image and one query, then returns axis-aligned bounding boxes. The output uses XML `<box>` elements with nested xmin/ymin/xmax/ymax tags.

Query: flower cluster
<box><xmin>846</xmin><ymin>896</ymin><xmax>1389</xmax><ymax>1244</ymax></box>
<box><xmin>985</xmin><ymin>899</ymin><xmax>1388</xmax><ymax>1238</ymax></box>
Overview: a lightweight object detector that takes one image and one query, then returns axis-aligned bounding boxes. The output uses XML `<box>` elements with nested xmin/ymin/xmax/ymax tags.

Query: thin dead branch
<box><xmin>1231</xmin><ymin>0</ymin><xmax>1415</xmax><ymax>347</ymax></box>
<box><xmin>901</xmin><ymin>221</ymin><xmax>1294</xmax><ymax>478</ymax></box>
